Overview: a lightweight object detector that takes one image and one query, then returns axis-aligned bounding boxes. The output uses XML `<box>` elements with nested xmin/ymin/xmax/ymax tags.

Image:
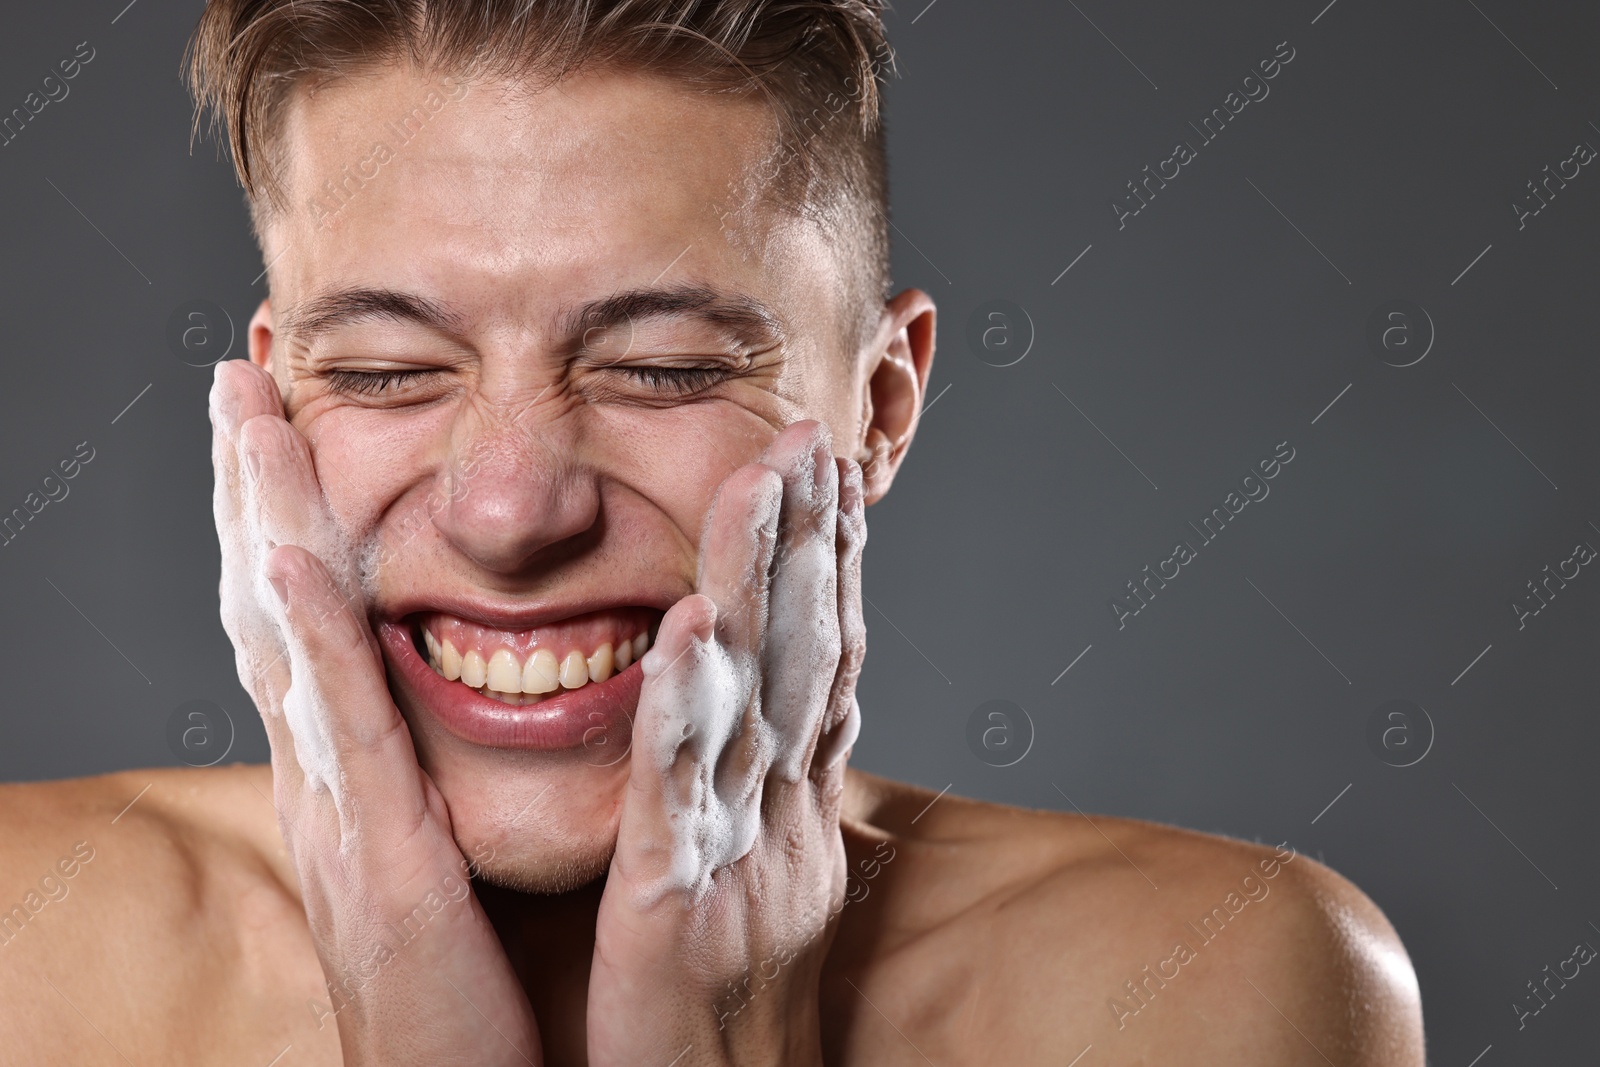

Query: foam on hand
<box><xmin>759</xmin><ymin>533</ymin><xmax>837</xmax><ymax>784</ymax></box>
<box><xmin>758</xmin><ymin>441</ymin><xmax>842</xmax><ymax>783</ymax></box>
<box><xmin>625</xmin><ymin>443</ymin><xmax>843</xmax><ymax>902</ymax></box>
<box><xmin>636</xmin><ymin>628</ymin><xmax>768</xmax><ymax>901</ymax></box>
<box><xmin>229</xmin><ymin>439</ymin><xmax>372</xmax><ymax>812</ymax></box>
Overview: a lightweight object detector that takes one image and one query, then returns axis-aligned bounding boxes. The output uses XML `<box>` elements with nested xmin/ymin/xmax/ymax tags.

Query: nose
<box><xmin>430</xmin><ymin>403</ymin><xmax>599</xmax><ymax>575</ymax></box>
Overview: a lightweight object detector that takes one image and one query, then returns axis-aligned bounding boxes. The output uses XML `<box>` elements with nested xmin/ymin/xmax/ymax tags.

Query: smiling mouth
<box><xmin>410</xmin><ymin>608</ymin><xmax>661</xmax><ymax>706</ymax></box>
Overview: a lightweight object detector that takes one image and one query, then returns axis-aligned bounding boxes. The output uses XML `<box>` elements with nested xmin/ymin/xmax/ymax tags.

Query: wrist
<box><xmin>707</xmin><ymin>961</ymin><xmax>825</xmax><ymax>1067</ymax></box>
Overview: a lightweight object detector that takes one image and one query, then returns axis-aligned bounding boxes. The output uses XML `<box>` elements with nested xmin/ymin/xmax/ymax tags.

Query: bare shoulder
<box><xmin>832</xmin><ymin>771</ymin><xmax>1425</xmax><ymax>1066</ymax></box>
<box><xmin>0</xmin><ymin>765</ymin><xmax>338</xmax><ymax>1065</ymax></box>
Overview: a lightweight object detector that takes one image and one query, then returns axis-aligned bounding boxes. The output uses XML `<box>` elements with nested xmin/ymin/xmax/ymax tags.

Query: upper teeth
<box><xmin>423</xmin><ymin>629</ymin><xmax>651</xmax><ymax>702</ymax></box>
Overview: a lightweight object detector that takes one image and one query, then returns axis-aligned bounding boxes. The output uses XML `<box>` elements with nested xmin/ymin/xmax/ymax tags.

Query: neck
<box><xmin>477</xmin><ymin>876</ymin><xmax>607</xmax><ymax>1066</ymax></box>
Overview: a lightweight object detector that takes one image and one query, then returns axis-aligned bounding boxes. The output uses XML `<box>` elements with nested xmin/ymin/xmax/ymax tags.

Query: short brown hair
<box><xmin>184</xmin><ymin>0</ymin><xmax>896</xmax><ymax>347</ymax></box>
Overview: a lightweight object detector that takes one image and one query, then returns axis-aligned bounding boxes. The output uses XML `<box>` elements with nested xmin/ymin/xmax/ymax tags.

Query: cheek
<box><xmin>302</xmin><ymin>406</ymin><xmax>450</xmax><ymax>533</ymax></box>
<box><xmin>592</xmin><ymin>403</ymin><xmax>775</xmax><ymax>547</ymax></box>
<box><xmin>782</xmin><ymin>349</ymin><xmax>864</xmax><ymax>445</ymax></box>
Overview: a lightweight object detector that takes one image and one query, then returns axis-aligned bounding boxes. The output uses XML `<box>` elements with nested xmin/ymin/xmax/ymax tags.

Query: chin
<box><xmin>423</xmin><ymin>741</ymin><xmax>629</xmax><ymax>893</ymax></box>
<box><xmin>470</xmin><ymin>833</ymin><xmax>617</xmax><ymax>896</ymax></box>
<box><xmin>375</xmin><ymin>598</ymin><xmax>666</xmax><ymax>895</ymax></box>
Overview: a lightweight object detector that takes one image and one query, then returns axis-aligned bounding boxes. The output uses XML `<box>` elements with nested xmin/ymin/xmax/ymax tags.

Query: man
<box><xmin>0</xmin><ymin>1</ymin><xmax>1424</xmax><ymax>1063</ymax></box>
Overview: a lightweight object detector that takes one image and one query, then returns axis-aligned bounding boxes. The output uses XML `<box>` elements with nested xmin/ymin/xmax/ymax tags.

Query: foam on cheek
<box><xmin>354</xmin><ymin>527</ymin><xmax>384</xmax><ymax>611</ymax></box>
<box><xmin>636</xmin><ymin>628</ymin><xmax>768</xmax><ymax>901</ymax></box>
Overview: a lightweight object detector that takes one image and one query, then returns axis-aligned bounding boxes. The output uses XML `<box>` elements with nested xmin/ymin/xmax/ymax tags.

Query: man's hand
<box><xmin>210</xmin><ymin>359</ymin><xmax>541</xmax><ymax>1067</ymax></box>
<box><xmin>587</xmin><ymin>421</ymin><xmax>866</xmax><ymax>1067</ymax></box>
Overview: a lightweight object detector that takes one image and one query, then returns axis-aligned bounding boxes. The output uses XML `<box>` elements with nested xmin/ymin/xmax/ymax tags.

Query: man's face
<box><xmin>249</xmin><ymin>64</ymin><xmax>920</xmax><ymax>891</ymax></box>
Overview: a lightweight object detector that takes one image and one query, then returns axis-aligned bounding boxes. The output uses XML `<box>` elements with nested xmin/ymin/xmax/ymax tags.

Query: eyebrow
<box><xmin>279</xmin><ymin>283</ymin><xmax>786</xmax><ymax>350</ymax></box>
<box><xmin>560</xmin><ymin>284</ymin><xmax>785</xmax><ymax>352</ymax></box>
<box><xmin>279</xmin><ymin>287</ymin><xmax>464</xmax><ymax>340</ymax></box>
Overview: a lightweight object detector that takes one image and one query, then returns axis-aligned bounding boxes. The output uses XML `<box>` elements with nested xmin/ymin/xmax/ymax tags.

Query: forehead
<box><xmin>269</xmin><ymin>64</ymin><xmax>833</xmax><ymax>336</ymax></box>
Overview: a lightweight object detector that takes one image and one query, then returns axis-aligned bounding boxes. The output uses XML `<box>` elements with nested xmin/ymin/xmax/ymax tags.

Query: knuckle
<box><xmin>338</xmin><ymin>711</ymin><xmax>410</xmax><ymax>769</ymax></box>
<box><xmin>837</xmin><ymin>637</ymin><xmax>865</xmax><ymax>679</ymax></box>
<box><xmin>841</xmin><ymin>615</ymin><xmax>865</xmax><ymax>653</ymax></box>
<box><xmin>236</xmin><ymin>411</ymin><xmax>282</xmax><ymax>452</ymax></box>
<box><xmin>309</xmin><ymin>596</ymin><xmax>367</xmax><ymax>654</ymax></box>
<box><xmin>269</xmin><ymin>545</ymin><xmax>316</xmax><ymax>587</ymax></box>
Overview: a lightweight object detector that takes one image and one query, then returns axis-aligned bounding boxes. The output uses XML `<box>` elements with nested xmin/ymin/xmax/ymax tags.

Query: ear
<box><xmin>856</xmin><ymin>288</ymin><xmax>936</xmax><ymax>505</ymax></box>
<box><xmin>248</xmin><ymin>298</ymin><xmax>274</xmax><ymax>371</ymax></box>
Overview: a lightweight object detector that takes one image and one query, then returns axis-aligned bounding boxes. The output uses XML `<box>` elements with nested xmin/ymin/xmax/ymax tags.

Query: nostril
<box><xmin>432</xmin><ymin>461</ymin><xmax>602</xmax><ymax>576</ymax></box>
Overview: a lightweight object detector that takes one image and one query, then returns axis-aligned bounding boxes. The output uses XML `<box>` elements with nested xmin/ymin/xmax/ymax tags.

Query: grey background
<box><xmin>1</xmin><ymin>0</ymin><xmax>1596</xmax><ymax>1060</ymax></box>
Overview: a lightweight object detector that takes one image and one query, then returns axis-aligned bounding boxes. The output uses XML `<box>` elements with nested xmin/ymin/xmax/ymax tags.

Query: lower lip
<box><xmin>378</xmin><ymin>621</ymin><xmax>643</xmax><ymax>752</ymax></box>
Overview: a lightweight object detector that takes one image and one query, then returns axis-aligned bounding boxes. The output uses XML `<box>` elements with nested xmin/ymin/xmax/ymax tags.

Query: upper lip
<box><xmin>377</xmin><ymin>591</ymin><xmax>677</xmax><ymax>632</ymax></box>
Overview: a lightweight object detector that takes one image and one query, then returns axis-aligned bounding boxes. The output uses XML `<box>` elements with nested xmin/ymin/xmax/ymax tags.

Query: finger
<box><xmin>209</xmin><ymin>359</ymin><xmax>283</xmax><ymax>524</ymax></box>
<box><xmin>812</xmin><ymin>696</ymin><xmax>859</xmax><ymax>829</ymax></box>
<box><xmin>209</xmin><ymin>358</ymin><xmax>284</xmax><ymax>436</ymax></box>
<box><xmin>210</xmin><ymin>361</ymin><xmax>284</xmax><ymax>600</ymax></box>
<box><xmin>756</xmin><ymin>421</ymin><xmax>840</xmax><ymax>784</ymax></box>
<box><xmin>619</xmin><ymin>463</ymin><xmax>784</xmax><ymax>903</ymax></box>
<box><xmin>695</xmin><ymin>462</ymin><xmax>783</xmax><ymax>655</ymax></box>
<box><xmin>694</xmin><ymin>465</ymin><xmax>782</xmax><ymax>802</ymax></box>
<box><xmin>263</xmin><ymin>544</ymin><xmax>430</xmax><ymax>846</ymax></box>
<box><xmin>813</xmin><ymin>458</ymin><xmax>865</xmax><ymax>778</ymax></box>
<box><xmin>234</xmin><ymin>410</ymin><xmax>342</xmax><ymax>760</ymax></box>
<box><xmin>237</xmin><ymin>411</ymin><xmax>340</xmax><ymax>572</ymax></box>
<box><xmin>210</xmin><ymin>362</ymin><xmax>299</xmax><ymax>751</ymax></box>
<box><xmin>621</xmin><ymin>593</ymin><xmax>763</xmax><ymax>902</ymax></box>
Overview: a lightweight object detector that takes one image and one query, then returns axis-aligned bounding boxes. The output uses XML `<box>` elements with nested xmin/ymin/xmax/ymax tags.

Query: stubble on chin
<box><xmin>471</xmin><ymin>842</ymin><xmax>616</xmax><ymax>896</ymax></box>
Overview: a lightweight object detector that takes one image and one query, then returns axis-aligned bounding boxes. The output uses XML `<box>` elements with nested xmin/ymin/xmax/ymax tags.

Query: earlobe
<box><xmin>248</xmin><ymin>298</ymin><xmax>274</xmax><ymax>371</ymax></box>
<box><xmin>857</xmin><ymin>289</ymin><xmax>936</xmax><ymax>505</ymax></box>
<box><xmin>859</xmin><ymin>427</ymin><xmax>895</xmax><ymax>503</ymax></box>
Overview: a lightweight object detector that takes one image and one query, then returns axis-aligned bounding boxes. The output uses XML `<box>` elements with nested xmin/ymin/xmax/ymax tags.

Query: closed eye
<box><xmin>324</xmin><ymin>368</ymin><xmax>441</xmax><ymax>396</ymax></box>
<box><xmin>321</xmin><ymin>363</ymin><xmax>735</xmax><ymax>400</ymax></box>
<box><xmin>612</xmin><ymin>365</ymin><xmax>732</xmax><ymax>394</ymax></box>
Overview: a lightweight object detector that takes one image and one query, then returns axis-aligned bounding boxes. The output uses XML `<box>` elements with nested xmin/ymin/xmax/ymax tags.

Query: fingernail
<box><xmin>268</xmin><ymin>575</ymin><xmax>288</xmax><ymax>605</ymax></box>
<box><xmin>244</xmin><ymin>449</ymin><xmax>261</xmax><ymax>483</ymax></box>
<box><xmin>813</xmin><ymin>443</ymin><xmax>831</xmax><ymax>490</ymax></box>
